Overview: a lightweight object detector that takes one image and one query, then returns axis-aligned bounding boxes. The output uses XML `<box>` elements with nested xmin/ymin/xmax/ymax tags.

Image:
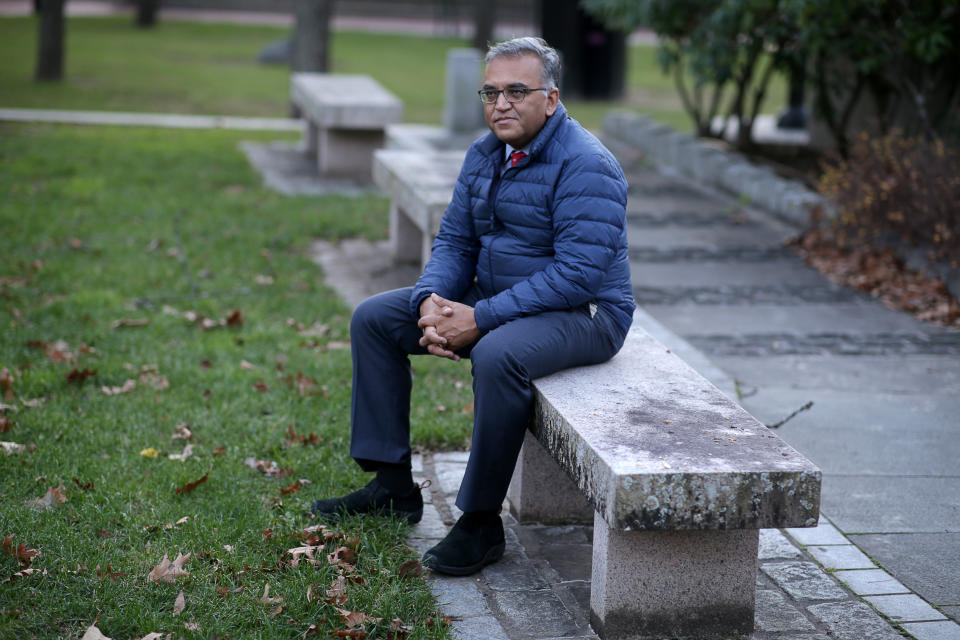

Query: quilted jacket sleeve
<box><xmin>472</xmin><ymin>150</ymin><xmax>628</xmax><ymax>331</ymax></box>
<box><xmin>407</xmin><ymin>163</ymin><xmax>481</xmax><ymax>318</ymax></box>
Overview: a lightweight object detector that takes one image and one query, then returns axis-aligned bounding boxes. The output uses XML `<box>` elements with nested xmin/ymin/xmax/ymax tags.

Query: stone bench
<box><xmin>290</xmin><ymin>73</ymin><xmax>403</xmax><ymax>180</ymax></box>
<box><xmin>372</xmin><ymin>149</ymin><xmax>464</xmax><ymax>268</ymax></box>
<box><xmin>508</xmin><ymin>324</ymin><xmax>822</xmax><ymax>640</ymax></box>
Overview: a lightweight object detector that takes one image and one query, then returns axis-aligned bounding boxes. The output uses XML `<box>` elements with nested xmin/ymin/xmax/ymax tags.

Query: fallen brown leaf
<box><xmin>173</xmin><ymin>589</ymin><xmax>186</xmax><ymax>615</ymax></box>
<box><xmin>80</xmin><ymin>623</ymin><xmax>112</xmax><ymax>640</ymax></box>
<box><xmin>280</xmin><ymin>481</ymin><xmax>302</xmax><ymax>495</ymax></box>
<box><xmin>327</xmin><ymin>547</ymin><xmax>356</xmax><ymax>566</ymax></box>
<box><xmin>260</xmin><ymin>583</ymin><xmax>283</xmax><ymax>606</ymax></box>
<box><xmin>102</xmin><ymin>380</ymin><xmax>136</xmax><ymax>395</ymax></box>
<box><xmin>338</xmin><ymin>608</ymin><xmax>381</xmax><ymax>629</ymax></box>
<box><xmin>168</xmin><ymin>443</ymin><xmax>194</xmax><ymax>462</ymax></box>
<box><xmin>1</xmin><ymin>441</ymin><xmax>26</xmax><ymax>455</ymax></box>
<box><xmin>112</xmin><ymin>317</ymin><xmax>150</xmax><ymax>329</ymax></box>
<box><xmin>72</xmin><ymin>477</ymin><xmax>94</xmax><ymax>492</ymax></box>
<box><xmin>2</xmin><ymin>534</ymin><xmax>40</xmax><ymax>567</ymax></box>
<box><xmin>147</xmin><ymin>552</ymin><xmax>191</xmax><ymax>583</ymax></box>
<box><xmin>174</xmin><ymin>469</ymin><xmax>209</xmax><ymax>495</ymax></box>
<box><xmin>0</xmin><ymin>416</ymin><xmax>11</xmax><ymax>433</ymax></box>
<box><xmin>24</xmin><ymin>484</ymin><xmax>67</xmax><ymax>511</ymax></box>
<box><xmin>172</xmin><ymin>423</ymin><xmax>193</xmax><ymax>440</ymax></box>
<box><xmin>285</xmin><ymin>544</ymin><xmax>322</xmax><ymax>568</ymax></box>
<box><xmin>253</xmin><ymin>380</ymin><xmax>269</xmax><ymax>392</ymax></box>
<box><xmin>0</xmin><ymin>368</ymin><xmax>15</xmax><ymax>400</ymax></box>
<box><xmin>66</xmin><ymin>368</ymin><xmax>98</xmax><ymax>384</ymax></box>
<box><xmin>183</xmin><ymin>622</ymin><xmax>201</xmax><ymax>631</ymax></box>
<box><xmin>397</xmin><ymin>559</ymin><xmax>423</xmax><ymax>579</ymax></box>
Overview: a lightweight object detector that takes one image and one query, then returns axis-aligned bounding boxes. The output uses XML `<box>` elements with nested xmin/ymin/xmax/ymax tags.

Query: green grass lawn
<box><xmin>0</xmin><ymin>15</ymin><xmax>717</xmax><ymax>131</ymax></box>
<box><xmin>0</xmin><ymin>122</ymin><xmax>474</xmax><ymax>639</ymax></box>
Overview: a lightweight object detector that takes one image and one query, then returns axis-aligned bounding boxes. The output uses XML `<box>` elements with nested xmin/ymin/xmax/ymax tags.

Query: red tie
<box><xmin>509</xmin><ymin>150</ymin><xmax>526</xmax><ymax>167</ymax></box>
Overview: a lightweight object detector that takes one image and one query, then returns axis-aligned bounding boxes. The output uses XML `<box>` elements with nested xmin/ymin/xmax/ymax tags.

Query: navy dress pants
<box><xmin>349</xmin><ymin>286</ymin><xmax>625</xmax><ymax>513</ymax></box>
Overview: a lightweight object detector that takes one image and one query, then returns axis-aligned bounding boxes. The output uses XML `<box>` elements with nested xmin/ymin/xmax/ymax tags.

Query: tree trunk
<box><xmin>292</xmin><ymin>0</ymin><xmax>333</xmax><ymax>73</ymax></box>
<box><xmin>35</xmin><ymin>0</ymin><xmax>65</xmax><ymax>82</ymax></box>
<box><xmin>472</xmin><ymin>0</ymin><xmax>495</xmax><ymax>51</ymax></box>
<box><xmin>136</xmin><ymin>0</ymin><xmax>159</xmax><ymax>28</ymax></box>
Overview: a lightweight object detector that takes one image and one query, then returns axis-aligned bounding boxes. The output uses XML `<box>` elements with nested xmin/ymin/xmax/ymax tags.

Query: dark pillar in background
<box><xmin>777</xmin><ymin>56</ymin><xmax>807</xmax><ymax>130</ymax></box>
<box><xmin>135</xmin><ymin>0</ymin><xmax>159</xmax><ymax>28</ymax></box>
<box><xmin>472</xmin><ymin>0</ymin><xmax>495</xmax><ymax>51</ymax></box>
<box><xmin>35</xmin><ymin>0</ymin><xmax>65</xmax><ymax>81</ymax></box>
<box><xmin>540</xmin><ymin>0</ymin><xmax>625</xmax><ymax>100</ymax></box>
<box><xmin>292</xmin><ymin>0</ymin><xmax>333</xmax><ymax>73</ymax></box>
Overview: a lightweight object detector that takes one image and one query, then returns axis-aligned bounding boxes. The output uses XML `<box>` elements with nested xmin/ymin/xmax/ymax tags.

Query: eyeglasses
<box><xmin>478</xmin><ymin>87</ymin><xmax>549</xmax><ymax>104</ymax></box>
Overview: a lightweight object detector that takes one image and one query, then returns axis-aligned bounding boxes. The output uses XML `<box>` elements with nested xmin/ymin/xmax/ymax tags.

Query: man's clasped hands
<box><xmin>418</xmin><ymin>293</ymin><xmax>481</xmax><ymax>361</ymax></box>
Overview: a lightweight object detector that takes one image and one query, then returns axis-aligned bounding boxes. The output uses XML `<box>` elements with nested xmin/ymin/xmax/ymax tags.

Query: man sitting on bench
<box><xmin>310</xmin><ymin>36</ymin><xmax>635</xmax><ymax>576</ymax></box>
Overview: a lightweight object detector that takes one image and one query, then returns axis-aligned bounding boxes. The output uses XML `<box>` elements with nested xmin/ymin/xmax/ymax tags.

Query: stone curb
<box><xmin>0</xmin><ymin>108</ymin><xmax>304</xmax><ymax>131</ymax></box>
<box><xmin>602</xmin><ymin>110</ymin><xmax>830</xmax><ymax>231</ymax></box>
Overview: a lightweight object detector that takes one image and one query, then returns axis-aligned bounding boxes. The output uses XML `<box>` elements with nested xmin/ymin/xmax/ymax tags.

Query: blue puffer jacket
<box><xmin>409</xmin><ymin>102</ymin><xmax>634</xmax><ymax>338</ymax></box>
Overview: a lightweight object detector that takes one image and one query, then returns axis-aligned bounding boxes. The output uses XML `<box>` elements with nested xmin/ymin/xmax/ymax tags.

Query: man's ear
<box><xmin>545</xmin><ymin>88</ymin><xmax>559</xmax><ymax>116</ymax></box>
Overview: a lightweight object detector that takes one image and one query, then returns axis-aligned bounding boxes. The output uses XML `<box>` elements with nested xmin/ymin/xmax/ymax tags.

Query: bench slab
<box><xmin>521</xmin><ymin>324</ymin><xmax>820</xmax><ymax>532</ymax></box>
<box><xmin>290</xmin><ymin>74</ymin><xmax>403</xmax><ymax>180</ymax></box>
<box><xmin>372</xmin><ymin>149</ymin><xmax>464</xmax><ymax>266</ymax></box>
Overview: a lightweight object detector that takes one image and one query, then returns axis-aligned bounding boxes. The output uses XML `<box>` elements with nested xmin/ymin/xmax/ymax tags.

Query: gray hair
<box><xmin>485</xmin><ymin>37</ymin><xmax>561</xmax><ymax>90</ymax></box>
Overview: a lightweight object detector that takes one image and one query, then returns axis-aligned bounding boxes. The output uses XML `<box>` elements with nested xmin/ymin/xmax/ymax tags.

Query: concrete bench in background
<box><xmin>508</xmin><ymin>324</ymin><xmax>822</xmax><ymax>639</ymax></box>
<box><xmin>290</xmin><ymin>73</ymin><xmax>402</xmax><ymax>180</ymax></box>
<box><xmin>372</xmin><ymin>148</ymin><xmax>464</xmax><ymax>268</ymax></box>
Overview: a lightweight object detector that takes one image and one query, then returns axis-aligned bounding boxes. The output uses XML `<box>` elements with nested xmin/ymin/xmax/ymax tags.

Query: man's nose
<box><xmin>494</xmin><ymin>92</ymin><xmax>512</xmax><ymax>109</ymax></box>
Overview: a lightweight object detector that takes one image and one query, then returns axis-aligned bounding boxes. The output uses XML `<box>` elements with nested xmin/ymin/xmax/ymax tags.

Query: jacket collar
<box><xmin>478</xmin><ymin>101</ymin><xmax>568</xmax><ymax>163</ymax></box>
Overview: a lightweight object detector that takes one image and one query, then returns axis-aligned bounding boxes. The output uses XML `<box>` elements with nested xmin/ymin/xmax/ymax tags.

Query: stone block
<box><xmin>315</xmin><ymin>127</ymin><xmax>385</xmax><ymax>179</ymax></box>
<box><xmin>443</xmin><ymin>49</ymin><xmax>484</xmax><ymax>134</ymax></box>
<box><xmin>786</xmin><ymin>521</ymin><xmax>849</xmax><ymax>546</ymax></box>
<box><xmin>450</xmin><ymin>615</ymin><xmax>511</xmax><ymax>640</ymax></box>
<box><xmin>591</xmin><ymin>514</ymin><xmax>759</xmax><ymax>639</ymax></box>
<box><xmin>901</xmin><ymin>621</ymin><xmax>960</xmax><ymax>640</ymax></box>
<box><xmin>481</xmin><ymin>545</ymin><xmax>549</xmax><ymax>591</ymax></box>
<box><xmin>833</xmin><ymin>569</ymin><xmax>910</xmax><ymax>596</ymax></box>
<box><xmin>508</xmin><ymin>431</ymin><xmax>594</xmax><ymax>524</ymax></box>
<box><xmin>291</xmin><ymin>73</ymin><xmax>402</xmax><ymax>129</ymax></box>
<box><xmin>806</xmin><ymin>544</ymin><xmax>876</xmax><ymax>570</ymax></box>
<box><xmin>410</xmin><ymin>503</ymin><xmax>448</xmax><ymax>539</ymax></box>
<box><xmin>807</xmin><ymin>600</ymin><xmax>903</xmax><ymax>640</ymax></box>
<box><xmin>490</xmin><ymin>590</ymin><xmax>581</xmax><ymax>638</ymax></box>
<box><xmin>865</xmin><ymin>594</ymin><xmax>947</xmax><ymax>622</ymax></box>
<box><xmin>430</xmin><ymin>576</ymin><xmax>491</xmax><ymax>618</ymax></box>
<box><xmin>761</xmin><ymin>561</ymin><xmax>849</xmax><ymax>600</ymax></box>
<box><xmin>754</xmin><ymin>589</ymin><xmax>816</xmax><ymax>632</ymax></box>
<box><xmin>759</xmin><ymin>528</ymin><xmax>803</xmax><ymax>560</ymax></box>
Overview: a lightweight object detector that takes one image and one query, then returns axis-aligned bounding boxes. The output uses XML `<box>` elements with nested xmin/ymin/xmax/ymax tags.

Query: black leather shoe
<box><xmin>421</xmin><ymin>513</ymin><xmax>505</xmax><ymax>576</ymax></box>
<box><xmin>310</xmin><ymin>478</ymin><xmax>423</xmax><ymax>524</ymax></box>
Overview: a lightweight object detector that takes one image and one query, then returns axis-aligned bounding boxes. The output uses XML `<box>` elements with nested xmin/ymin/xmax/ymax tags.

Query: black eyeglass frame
<box><xmin>477</xmin><ymin>87</ymin><xmax>550</xmax><ymax>104</ymax></box>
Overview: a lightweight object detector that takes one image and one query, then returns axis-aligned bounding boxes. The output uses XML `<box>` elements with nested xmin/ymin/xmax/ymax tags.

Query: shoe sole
<box><xmin>423</xmin><ymin>541</ymin><xmax>506</xmax><ymax>576</ymax></box>
<box><xmin>311</xmin><ymin>504</ymin><xmax>423</xmax><ymax>526</ymax></box>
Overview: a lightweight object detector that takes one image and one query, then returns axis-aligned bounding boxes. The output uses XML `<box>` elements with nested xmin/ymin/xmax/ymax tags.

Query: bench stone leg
<box><xmin>591</xmin><ymin>516</ymin><xmax>758</xmax><ymax>640</ymax></box>
<box><xmin>316</xmin><ymin>127</ymin><xmax>385</xmax><ymax>180</ymax></box>
<box><xmin>305</xmin><ymin>120</ymin><xmax>319</xmax><ymax>156</ymax></box>
<box><xmin>389</xmin><ymin>203</ymin><xmax>423</xmax><ymax>265</ymax></box>
<box><xmin>507</xmin><ymin>431</ymin><xmax>594</xmax><ymax>524</ymax></box>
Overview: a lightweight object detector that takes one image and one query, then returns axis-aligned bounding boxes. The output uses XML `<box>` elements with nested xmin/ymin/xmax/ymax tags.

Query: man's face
<box><xmin>482</xmin><ymin>54</ymin><xmax>559</xmax><ymax>148</ymax></box>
